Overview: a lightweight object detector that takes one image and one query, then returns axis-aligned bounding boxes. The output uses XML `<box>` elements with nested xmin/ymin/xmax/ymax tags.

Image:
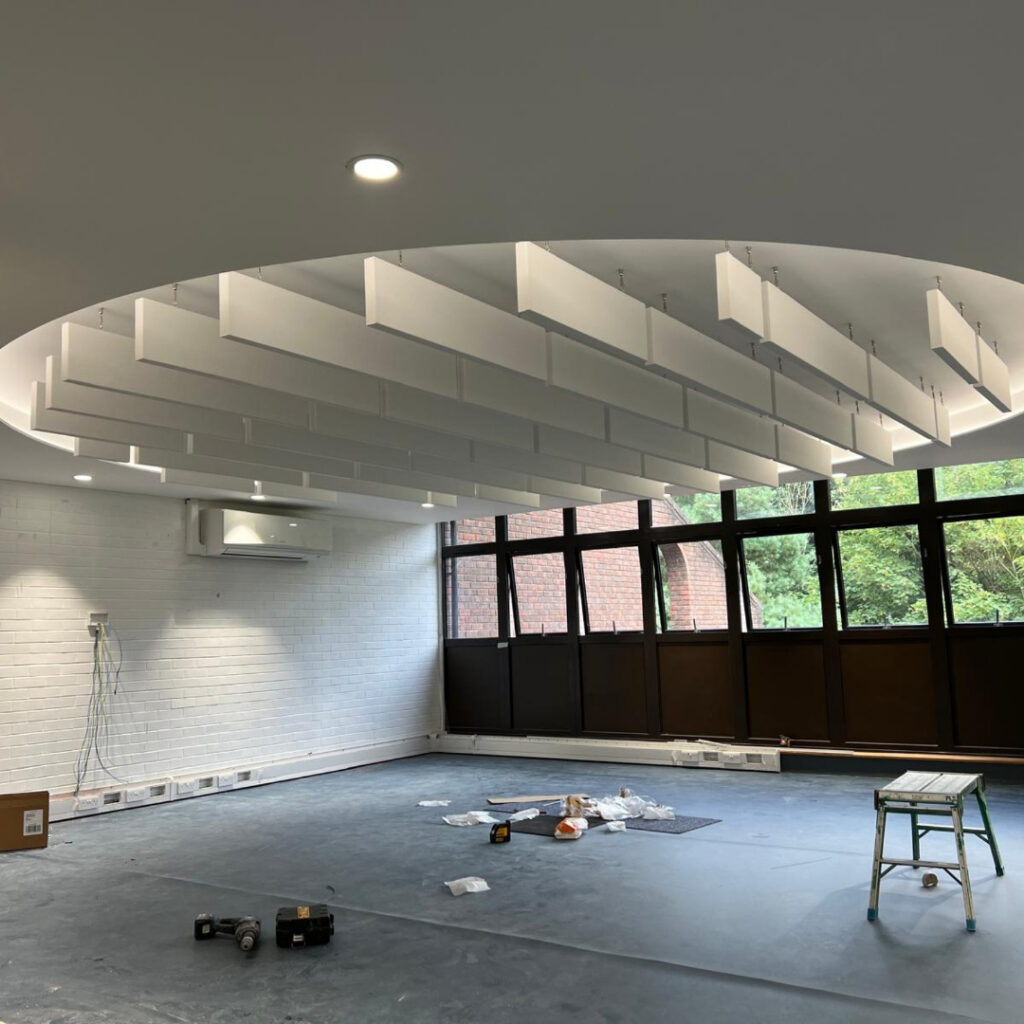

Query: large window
<box><xmin>943</xmin><ymin>515</ymin><xmax>1024</xmax><ymax>623</ymax></box>
<box><xmin>579</xmin><ymin>547</ymin><xmax>644</xmax><ymax>632</ymax></box>
<box><xmin>576</xmin><ymin>500</ymin><xmax>639</xmax><ymax>535</ymax></box>
<box><xmin>443</xmin><ymin>517</ymin><xmax>495</xmax><ymax>545</ymax></box>
<box><xmin>444</xmin><ymin>555</ymin><xmax>497</xmax><ymax>638</ymax></box>
<box><xmin>507</xmin><ymin>507</ymin><xmax>563</xmax><ymax>541</ymax></box>
<box><xmin>835</xmin><ymin>525</ymin><xmax>926</xmax><ymax>627</ymax></box>
<box><xmin>736</xmin><ymin>482</ymin><xmax>815</xmax><ymax>520</ymax></box>
<box><xmin>935</xmin><ymin>458</ymin><xmax>1024</xmax><ymax>502</ymax></box>
<box><xmin>668</xmin><ymin>492</ymin><xmax>722</xmax><ymax>526</ymax></box>
<box><xmin>510</xmin><ymin>552</ymin><xmax>567</xmax><ymax>635</ymax></box>
<box><xmin>655</xmin><ymin>540</ymin><xmax>728</xmax><ymax>631</ymax></box>
<box><xmin>740</xmin><ymin>533</ymin><xmax>821</xmax><ymax>629</ymax></box>
<box><xmin>831</xmin><ymin>471</ymin><xmax>918</xmax><ymax>511</ymax></box>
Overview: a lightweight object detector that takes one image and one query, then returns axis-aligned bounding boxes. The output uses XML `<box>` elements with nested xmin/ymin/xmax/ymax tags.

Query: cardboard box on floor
<box><xmin>0</xmin><ymin>791</ymin><xmax>49</xmax><ymax>853</ymax></box>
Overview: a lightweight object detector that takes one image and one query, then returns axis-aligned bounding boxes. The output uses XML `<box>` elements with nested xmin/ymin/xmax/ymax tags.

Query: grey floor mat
<box><xmin>507</xmin><ymin>812</ymin><xmax>720</xmax><ymax>836</ymax></box>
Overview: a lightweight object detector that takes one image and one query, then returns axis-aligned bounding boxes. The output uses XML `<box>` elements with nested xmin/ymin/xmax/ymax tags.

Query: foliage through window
<box><xmin>835</xmin><ymin>525</ymin><xmax>926</xmax><ymax>627</ymax></box>
<box><xmin>510</xmin><ymin>552</ymin><xmax>567</xmax><ymax>634</ymax></box>
<box><xmin>943</xmin><ymin>516</ymin><xmax>1024</xmax><ymax>624</ymax></box>
<box><xmin>579</xmin><ymin>547</ymin><xmax>644</xmax><ymax>632</ymax></box>
<box><xmin>830</xmin><ymin>471</ymin><xmax>919</xmax><ymax>511</ymax></box>
<box><xmin>669</xmin><ymin>492</ymin><xmax>722</xmax><ymax>525</ymax></box>
<box><xmin>444</xmin><ymin>555</ymin><xmax>497</xmax><ymax>638</ymax></box>
<box><xmin>736</xmin><ymin>482</ymin><xmax>815</xmax><ymax>520</ymax></box>
<box><xmin>740</xmin><ymin>533</ymin><xmax>821</xmax><ymax>629</ymax></box>
<box><xmin>576</xmin><ymin>501</ymin><xmax>639</xmax><ymax>535</ymax></box>
<box><xmin>655</xmin><ymin>540</ymin><xmax>729</xmax><ymax>631</ymax></box>
<box><xmin>935</xmin><ymin>459</ymin><xmax>1024</xmax><ymax>503</ymax></box>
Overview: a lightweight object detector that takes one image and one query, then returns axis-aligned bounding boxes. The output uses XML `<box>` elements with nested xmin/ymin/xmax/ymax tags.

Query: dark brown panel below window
<box><xmin>511</xmin><ymin>643</ymin><xmax>576</xmax><ymax>733</ymax></box>
<box><xmin>950</xmin><ymin>633</ymin><xmax>1024</xmax><ymax>749</ymax></box>
<box><xmin>580</xmin><ymin>642</ymin><xmax>647</xmax><ymax>734</ymax></box>
<box><xmin>444</xmin><ymin>645</ymin><xmax>503</xmax><ymax>731</ymax></box>
<box><xmin>658</xmin><ymin>642</ymin><xmax>733</xmax><ymax>738</ymax></box>
<box><xmin>840</xmin><ymin>641</ymin><xmax>936</xmax><ymax>746</ymax></box>
<box><xmin>746</xmin><ymin>641</ymin><xmax>829</xmax><ymax>742</ymax></box>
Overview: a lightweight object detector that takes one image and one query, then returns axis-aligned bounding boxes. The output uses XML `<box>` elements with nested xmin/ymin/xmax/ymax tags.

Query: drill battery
<box><xmin>275</xmin><ymin>904</ymin><xmax>335</xmax><ymax>949</ymax></box>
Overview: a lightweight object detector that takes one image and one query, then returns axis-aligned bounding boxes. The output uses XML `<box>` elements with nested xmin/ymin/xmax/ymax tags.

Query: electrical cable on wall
<box><xmin>74</xmin><ymin>621</ymin><xmax>124</xmax><ymax>795</ymax></box>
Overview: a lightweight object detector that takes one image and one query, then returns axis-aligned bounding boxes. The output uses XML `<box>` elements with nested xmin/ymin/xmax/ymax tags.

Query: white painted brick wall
<box><xmin>0</xmin><ymin>480</ymin><xmax>442</xmax><ymax>795</ymax></box>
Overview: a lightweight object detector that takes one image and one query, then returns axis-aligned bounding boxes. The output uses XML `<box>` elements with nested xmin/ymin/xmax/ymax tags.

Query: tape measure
<box><xmin>489</xmin><ymin>821</ymin><xmax>511</xmax><ymax>844</ymax></box>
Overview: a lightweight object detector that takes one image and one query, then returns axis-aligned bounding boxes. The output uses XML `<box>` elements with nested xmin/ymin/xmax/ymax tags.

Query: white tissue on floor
<box><xmin>442</xmin><ymin>811</ymin><xmax>501</xmax><ymax>826</ymax></box>
<box><xmin>418</xmin><ymin>800</ymin><xmax>451</xmax><ymax>807</ymax></box>
<box><xmin>508</xmin><ymin>808</ymin><xmax>540</xmax><ymax>821</ymax></box>
<box><xmin>445</xmin><ymin>876</ymin><xmax>490</xmax><ymax>896</ymax></box>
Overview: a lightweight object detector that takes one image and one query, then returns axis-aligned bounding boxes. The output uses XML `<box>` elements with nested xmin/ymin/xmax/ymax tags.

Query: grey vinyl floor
<box><xmin>2</xmin><ymin>753</ymin><xmax>1022</xmax><ymax>1023</ymax></box>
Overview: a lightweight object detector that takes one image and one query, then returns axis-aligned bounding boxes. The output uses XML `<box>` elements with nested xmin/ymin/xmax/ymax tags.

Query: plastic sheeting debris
<box><xmin>445</xmin><ymin>876</ymin><xmax>490</xmax><ymax>896</ymax></box>
<box><xmin>565</xmin><ymin>787</ymin><xmax>674</xmax><ymax>821</ymax></box>
<box><xmin>442</xmin><ymin>811</ymin><xmax>501</xmax><ymax>827</ymax></box>
<box><xmin>604</xmin><ymin>821</ymin><xmax>626</xmax><ymax>832</ymax></box>
<box><xmin>508</xmin><ymin>808</ymin><xmax>540</xmax><ymax>822</ymax></box>
<box><xmin>418</xmin><ymin>800</ymin><xmax>451</xmax><ymax>807</ymax></box>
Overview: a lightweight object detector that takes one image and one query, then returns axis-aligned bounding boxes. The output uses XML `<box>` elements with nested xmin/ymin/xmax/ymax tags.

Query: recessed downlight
<box><xmin>73</xmin><ymin>474</ymin><xmax>93</xmax><ymax>483</ymax></box>
<box><xmin>289</xmin><ymin>522</ymin><xmax>298</xmax><ymax>527</ymax></box>
<box><xmin>348</xmin><ymin>154</ymin><xmax>402</xmax><ymax>181</ymax></box>
<box><xmin>421</xmin><ymin>502</ymin><xmax>435</xmax><ymax>509</ymax></box>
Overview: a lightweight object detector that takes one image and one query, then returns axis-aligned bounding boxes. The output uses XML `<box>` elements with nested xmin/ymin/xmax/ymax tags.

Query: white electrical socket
<box><xmin>75</xmin><ymin>795</ymin><xmax>100</xmax><ymax>812</ymax></box>
<box><xmin>175</xmin><ymin>778</ymin><xmax>199</xmax><ymax>796</ymax></box>
<box><xmin>88</xmin><ymin>612</ymin><xmax>109</xmax><ymax>638</ymax></box>
<box><xmin>217</xmin><ymin>773</ymin><xmax>237</xmax><ymax>789</ymax></box>
<box><xmin>125</xmin><ymin>787</ymin><xmax>148</xmax><ymax>803</ymax></box>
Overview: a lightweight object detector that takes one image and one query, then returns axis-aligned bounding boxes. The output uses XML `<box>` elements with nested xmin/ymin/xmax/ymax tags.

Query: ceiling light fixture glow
<box><xmin>73</xmin><ymin>473</ymin><xmax>92</xmax><ymax>482</ymax></box>
<box><xmin>348</xmin><ymin>154</ymin><xmax>402</xmax><ymax>181</ymax></box>
<box><xmin>251</xmin><ymin>480</ymin><xmax>266</xmax><ymax>502</ymax></box>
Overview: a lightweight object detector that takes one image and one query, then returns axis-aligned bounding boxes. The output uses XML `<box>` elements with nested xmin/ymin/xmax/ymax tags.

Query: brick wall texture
<box><xmin>0</xmin><ymin>481</ymin><xmax>441</xmax><ymax>796</ymax></box>
<box><xmin>447</xmin><ymin>499</ymin><xmax>761</xmax><ymax>636</ymax></box>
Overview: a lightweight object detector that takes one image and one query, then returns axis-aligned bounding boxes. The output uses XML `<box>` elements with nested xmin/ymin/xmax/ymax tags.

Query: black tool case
<box><xmin>275</xmin><ymin>904</ymin><xmax>335</xmax><ymax>948</ymax></box>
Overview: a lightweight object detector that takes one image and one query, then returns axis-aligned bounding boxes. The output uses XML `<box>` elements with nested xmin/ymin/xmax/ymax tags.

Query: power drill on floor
<box><xmin>194</xmin><ymin>913</ymin><xmax>261</xmax><ymax>952</ymax></box>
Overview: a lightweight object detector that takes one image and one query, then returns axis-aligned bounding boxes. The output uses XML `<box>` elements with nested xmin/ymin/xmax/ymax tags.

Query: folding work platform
<box><xmin>867</xmin><ymin>771</ymin><xmax>1004</xmax><ymax>932</ymax></box>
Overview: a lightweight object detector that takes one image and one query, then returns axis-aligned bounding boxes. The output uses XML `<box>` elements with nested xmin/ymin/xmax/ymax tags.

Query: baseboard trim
<box><xmin>432</xmin><ymin>733</ymin><xmax>780</xmax><ymax>772</ymax></box>
<box><xmin>50</xmin><ymin>735</ymin><xmax>434</xmax><ymax>822</ymax></box>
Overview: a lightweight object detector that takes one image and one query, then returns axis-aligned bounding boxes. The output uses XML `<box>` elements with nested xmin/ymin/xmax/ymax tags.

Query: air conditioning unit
<box><xmin>198</xmin><ymin>508</ymin><xmax>332</xmax><ymax>561</ymax></box>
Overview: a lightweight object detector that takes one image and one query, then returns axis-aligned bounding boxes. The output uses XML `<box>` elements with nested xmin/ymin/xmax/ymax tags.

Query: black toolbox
<box><xmin>275</xmin><ymin>904</ymin><xmax>335</xmax><ymax>949</ymax></box>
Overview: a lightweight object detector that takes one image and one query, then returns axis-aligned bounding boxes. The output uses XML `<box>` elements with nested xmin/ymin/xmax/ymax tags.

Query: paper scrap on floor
<box><xmin>445</xmin><ymin>876</ymin><xmax>490</xmax><ymax>896</ymax></box>
<box><xmin>508</xmin><ymin>808</ymin><xmax>540</xmax><ymax>821</ymax></box>
<box><xmin>443</xmin><ymin>810</ymin><xmax>501</xmax><ymax>826</ymax></box>
<box><xmin>418</xmin><ymin>799</ymin><xmax>451</xmax><ymax>807</ymax></box>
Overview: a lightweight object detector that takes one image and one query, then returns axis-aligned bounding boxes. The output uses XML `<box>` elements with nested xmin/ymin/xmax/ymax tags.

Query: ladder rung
<box><xmin>879</xmin><ymin>857</ymin><xmax>960</xmax><ymax>870</ymax></box>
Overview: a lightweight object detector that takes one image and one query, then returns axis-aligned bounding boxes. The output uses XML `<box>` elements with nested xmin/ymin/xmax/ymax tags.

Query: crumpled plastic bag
<box><xmin>509</xmin><ymin>808</ymin><xmax>540</xmax><ymax>821</ymax></box>
<box><xmin>418</xmin><ymin>799</ymin><xmax>451</xmax><ymax>807</ymax></box>
<box><xmin>445</xmin><ymin>876</ymin><xmax>490</xmax><ymax>896</ymax></box>
<box><xmin>605</xmin><ymin>820</ymin><xmax>627</xmax><ymax>832</ymax></box>
<box><xmin>442</xmin><ymin>810</ymin><xmax>501</xmax><ymax>826</ymax></box>
<box><xmin>587</xmin><ymin>788</ymin><xmax>675</xmax><ymax>821</ymax></box>
<box><xmin>642</xmin><ymin>804</ymin><xmax>675</xmax><ymax>820</ymax></box>
<box><xmin>554</xmin><ymin>816</ymin><xmax>588</xmax><ymax>840</ymax></box>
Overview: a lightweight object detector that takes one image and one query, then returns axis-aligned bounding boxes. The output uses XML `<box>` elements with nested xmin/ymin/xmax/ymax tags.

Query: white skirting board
<box><xmin>49</xmin><ymin>735</ymin><xmax>434</xmax><ymax>822</ymax></box>
<box><xmin>433</xmin><ymin>734</ymin><xmax>781</xmax><ymax>772</ymax></box>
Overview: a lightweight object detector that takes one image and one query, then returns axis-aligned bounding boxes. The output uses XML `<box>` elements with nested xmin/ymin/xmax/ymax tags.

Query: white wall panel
<box><xmin>537</xmin><ymin>425</ymin><xmax>642</xmax><ymax>476</ymax></box>
<box><xmin>515</xmin><ymin>241</ymin><xmax>647</xmax><ymax>362</ymax></box>
<box><xmin>850</xmin><ymin>413</ymin><xmax>895</xmax><ymax>464</ymax></box>
<box><xmin>775</xmin><ymin>425</ymin><xmax>832</xmax><ymax>477</ymax></box>
<box><xmin>137</xmin><ymin>299</ymin><xmax>381</xmax><ymax>416</ymax></box>
<box><xmin>548</xmin><ymin>330</ymin><xmax>684</xmax><ymax>426</ymax></box>
<box><xmin>761</xmin><ymin>281</ymin><xmax>871</xmax><ymax>399</ymax></box>
<box><xmin>459</xmin><ymin>359</ymin><xmax>605</xmax><ymax>438</ymax></box>
<box><xmin>642</xmin><ymin>454</ymin><xmax>719</xmax><ymax>492</ymax></box>
<box><xmin>707</xmin><ymin>441</ymin><xmax>779</xmax><ymax>487</ymax></box>
<box><xmin>685</xmin><ymin>389</ymin><xmax>777</xmax><ymax>459</ymax></box>
<box><xmin>139</xmin><ymin>447</ymin><xmax>311</xmax><ymax>487</ymax></box>
<box><xmin>934</xmin><ymin>401</ymin><xmax>952</xmax><ymax>446</ymax></box>
<box><xmin>646</xmin><ymin>308</ymin><xmax>772</xmax><ymax>413</ymax></box>
<box><xmin>74</xmin><ymin>438</ymin><xmax>131</xmax><ymax>461</ymax></box>
<box><xmin>220</xmin><ymin>271</ymin><xmax>459</xmax><ymax>398</ymax></box>
<box><xmin>866</xmin><ymin>354</ymin><xmax>937</xmax><ymax>438</ymax></box>
<box><xmin>526</xmin><ymin>476</ymin><xmax>604</xmax><ymax>504</ymax></box>
<box><xmin>715</xmin><ymin>250</ymin><xmax>766</xmax><ymax>336</ymax></box>
<box><xmin>384</xmin><ymin>383</ymin><xmax>535</xmax><ymax>451</ymax></box>
<box><xmin>471</xmin><ymin>441</ymin><xmax>584</xmax><ymax>483</ymax></box>
<box><xmin>365</xmin><ymin>256</ymin><xmax>546</xmax><ymax>380</ymax></box>
<box><xmin>311</xmin><ymin>403</ymin><xmax>471</xmax><ymax>462</ymax></box>
<box><xmin>160</xmin><ymin>467</ymin><xmax>335</xmax><ymax>501</ymax></box>
<box><xmin>606</xmin><ymin>408</ymin><xmax>706</xmax><ymax>464</ymax></box>
<box><xmin>359</xmin><ymin>462</ymin><xmax>540</xmax><ymax>508</ymax></box>
<box><xmin>305</xmin><ymin>471</ymin><xmax>457</xmax><ymax>507</ymax></box>
<box><xmin>62</xmin><ymin>323</ymin><xmax>311</xmax><ymax>427</ymax></box>
<box><xmin>410</xmin><ymin>453</ymin><xmax>529</xmax><ymax>492</ymax></box>
<box><xmin>770</xmin><ymin>373</ymin><xmax>855</xmax><ymax>450</ymax></box>
<box><xmin>926</xmin><ymin>288</ymin><xmax>980</xmax><ymax>383</ymax></box>
<box><xmin>581</xmin><ymin>466</ymin><xmax>666</xmax><ymax>500</ymax></box>
<box><xmin>211</xmin><ymin>427</ymin><xmax>411</xmax><ymax>474</ymax></box>
<box><xmin>976</xmin><ymin>338</ymin><xmax>1013</xmax><ymax>413</ymax></box>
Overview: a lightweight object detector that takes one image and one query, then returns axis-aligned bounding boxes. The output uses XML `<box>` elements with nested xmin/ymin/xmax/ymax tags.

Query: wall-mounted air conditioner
<box><xmin>196</xmin><ymin>508</ymin><xmax>332</xmax><ymax>561</ymax></box>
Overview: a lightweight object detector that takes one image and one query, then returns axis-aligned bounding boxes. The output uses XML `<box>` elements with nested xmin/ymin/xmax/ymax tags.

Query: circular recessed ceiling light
<box><xmin>73</xmin><ymin>474</ymin><xmax>93</xmax><ymax>482</ymax></box>
<box><xmin>348</xmin><ymin>154</ymin><xmax>402</xmax><ymax>181</ymax></box>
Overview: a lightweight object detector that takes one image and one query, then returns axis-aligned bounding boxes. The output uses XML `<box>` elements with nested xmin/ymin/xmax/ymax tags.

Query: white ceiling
<box><xmin>3</xmin><ymin>3</ymin><xmax>1024</xmax><ymax>518</ymax></box>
